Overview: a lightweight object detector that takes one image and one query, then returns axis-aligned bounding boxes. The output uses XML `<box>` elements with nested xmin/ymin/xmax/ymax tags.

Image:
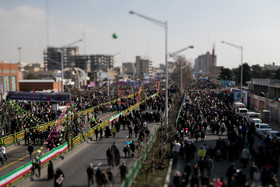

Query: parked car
<box><xmin>261</xmin><ymin>130</ymin><xmax>280</xmax><ymax>140</ymax></box>
<box><xmin>255</xmin><ymin>123</ymin><xmax>272</xmax><ymax>136</ymax></box>
<box><xmin>249</xmin><ymin>118</ymin><xmax>262</xmax><ymax>125</ymax></box>
<box><xmin>233</xmin><ymin>102</ymin><xmax>245</xmax><ymax>112</ymax></box>
<box><xmin>245</xmin><ymin>112</ymin><xmax>261</xmax><ymax>122</ymax></box>
<box><xmin>237</xmin><ymin>108</ymin><xmax>248</xmax><ymax>117</ymax></box>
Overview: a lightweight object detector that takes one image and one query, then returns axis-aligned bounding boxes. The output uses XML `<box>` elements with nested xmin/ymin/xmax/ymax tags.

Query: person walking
<box><xmin>0</xmin><ymin>149</ymin><xmax>4</xmax><ymax>165</ymax></box>
<box><xmin>95</xmin><ymin>128</ymin><xmax>99</xmax><ymax>141</ymax></box>
<box><xmin>48</xmin><ymin>161</ymin><xmax>54</xmax><ymax>180</ymax></box>
<box><xmin>0</xmin><ymin>144</ymin><xmax>7</xmax><ymax>161</ymax></box>
<box><xmin>54</xmin><ymin>168</ymin><xmax>65</xmax><ymax>187</ymax></box>
<box><xmin>32</xmin><ymin>156</ymin><xmax>41</xmax><ymax>178</ymax></box>
<box><xmin>27</xmin><ymin>143</ymin><xmax>34</xmax><ymax>159</ymax></box>
<box><xmin>119</xmin><ymin>161</ymin><xmax>127</xmax><ymax>182</ymax></box>
<box><xmin>87</xmin><ymin>163</ymin><xmax>94</xmax><ymax>187</ymax></box>
<box><xmin>106</xmin><ymin>147</ymin><xmax>114</xmax><ymax>168</ymax></box>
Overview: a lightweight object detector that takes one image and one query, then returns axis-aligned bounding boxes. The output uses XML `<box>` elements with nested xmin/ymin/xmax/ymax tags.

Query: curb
<box><xmin>163</xmin><ymin>158</ymin><xmax>173</xmax><ymax>187</ymax></box>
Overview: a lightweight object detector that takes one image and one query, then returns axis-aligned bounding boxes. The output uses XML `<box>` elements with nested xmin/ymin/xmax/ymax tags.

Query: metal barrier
<box><xmin>120</xmin><ymin>121</ymin><xmax>162</xmax><ymax>187</ymax></box>
<box><xmin>0</xmin><ymin>93</ymin><xmax>137</xmax><ymax>147</ymax></box>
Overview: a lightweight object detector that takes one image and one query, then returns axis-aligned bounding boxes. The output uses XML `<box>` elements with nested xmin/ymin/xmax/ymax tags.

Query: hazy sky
<box><xmin>1</xmin><ymin>0</ymin><xmax>280</xmax><ymax>69</ymax></box>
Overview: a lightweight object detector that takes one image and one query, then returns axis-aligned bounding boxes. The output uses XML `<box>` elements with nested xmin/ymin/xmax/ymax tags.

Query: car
<box><xmin>245</xmin><ymin>112</ymin><xmax>261</xmax><ymax>122</ymax></box>
<box><xmin>233</xmin><ymin>102</ymin><xmax>245</xmax><ymax>112</ymax></box>
<box><xmin>237</xmin><ymin>108</ymin><xmax>248</xmax><ymax>117</ymax></box>
<box><xmin>249</xmin><ymin>118</ymin><xmax>262</xmax><ymax>125</ymax></box>
<box><xmin>261</xmin><ymin>130</ymin><xmax>280</xmax><ymax>140</ymax></box>
<box><xmin>255</xmin><ymin>123</ymin><xmax>272</xmax><ymax>136</ymax></box>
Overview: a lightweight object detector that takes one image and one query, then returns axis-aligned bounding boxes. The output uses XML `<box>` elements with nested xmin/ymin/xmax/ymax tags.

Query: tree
<box><xmin>219</xmin><ymin>67</ymin><xmax>232</xmax><ymax>80</ymax></box>
<box><xmin>170</xmin><ymin>56</ymin><xmax>192</xmax><ymax>88</ymax></box>
<box><xmin>273</xmin><ymin>68</ymin><xmax>280</xmax><ymax>79</ymax></box>
<box><xmin>261</xmin><ymin>69</ymin><xmax>274</xmax><ymax>78</ymax></box>
<box><xmin>251</xmin><ymin>65</ymin><xmax>262</xmax><ymax>78</ymax></box>
<box><xmin>26</xmin><ymin>73</ymin><xmax>36</xmax><ymax>79</ymax></box>
<box><xmin>232</xmin><ymin>63</ymin><xmax>251</xmax><ymax>86</ymax></box>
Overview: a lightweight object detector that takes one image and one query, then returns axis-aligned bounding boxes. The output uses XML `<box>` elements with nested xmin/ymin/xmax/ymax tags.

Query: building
<box><xmin>194</xmin><ymin>51</ymin><xmax>217</xmax><ymax>76</ymax></box>
<box><xmin>135</xmin><ymin>56</ymin><xmax>153</xmax><ymax>79</ymax></box>
<box><xmin>88</xmin><ymin>55</ymin><xmax>114</xmax><ymax>72</ymax></box>
<box><xmin>74</xmin><ymin>55</ymin><xmax>91</xmax><ymax>73</ymax></box>
<box><xmin>0</xmin><ymin>62</ymin><xmax>22</xmax><ymax>95</ymax></box>
<box><xmin>44</xmin><ymin>47</ymin><xmax>80</xmax><ymax>71</ymax></box>
<box><xmin>122</xmin><ymin>62</ymin><xmax>135</xmax><ymax>79</ymax></box>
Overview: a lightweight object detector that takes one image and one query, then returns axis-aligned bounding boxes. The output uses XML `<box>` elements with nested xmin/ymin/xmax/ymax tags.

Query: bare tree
<box><xmin>170</xmin><ymin>56</ymin><xmax>193</xmax><ymax>88</ymax></box>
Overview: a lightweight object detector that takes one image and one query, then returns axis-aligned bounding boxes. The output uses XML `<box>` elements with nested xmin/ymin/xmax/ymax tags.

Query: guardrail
<box><xmin>0</xmin><ymin>93</ymin><xmax>137</xmax><ymax>147</ymax></box>
<box><xmin>120</xmin><ymin>117</ymin><xmax>162</xmax><ymax>187</ymax></box>
<box><xmin>0</xmin><ymin>92</ymin><xmax>160</xmax><ymax>186</ymax></box>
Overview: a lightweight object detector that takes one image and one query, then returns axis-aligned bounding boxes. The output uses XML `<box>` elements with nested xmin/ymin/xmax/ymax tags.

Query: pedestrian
<box><xmin>0</xmin><ymin>149</ymin><xmax>4</xmax><ymax>165</ymax></box>
<box><xmin>27</xmin><ymin>143</ymin><xmax>34</xmax><ymax>159</ymax></box>
<box><xmin>54</xmin><ymin>168</ymin><xmax>64</xmax><ymax>187</ymax></box>
<box><xmin>0</xmin><ymin>144</ymin><xmax>7</xmax><ymax>161</ymax></box>
<box><xmin>240</xmin><ymin>146</ymin><xmax>250</xmax><ymax>169</ymax></box>
<box><xmin>87</xmin><ymin>163</ymin><xmax>94</xmax><ymax>187</ymax></box>
<box><xmin>119</xmin><ymin>161</ymin><xmax>127</xmax><ymax>182</ymax></box>
<box><xmin>99</xmin><ymin>127</ymin><xmax>103</xmax><ymax>140</ymax></box>
<box><xmin>48</xmin><ymin>161</ymin><xmax>54</xmax><ymax>180</ymax></box>
<box><xmin>111</xmin><ymin>125</ymin><xmax>116</xmax><ymax>137</ymax></box>
<box><xmin>95</xmin><ymin>128</ymin><xmax>99</xmax><ymax>141</ymax></box>
<box><xmin>32</xmin><ymin>156</ymin><xmax>41</xmax><ymax>178</ymax></box>
<box><xmin>173</xmin><ymin>170</ymin><xmax>181</xmax><ymax>187</ymax></box>
<box><xmin>123</xmin><ymin>145</ymin><xmax>130</xmax><ymax>158</ymax></box>
<box><xmin>106</xmin><ymin>147</ymin><xmax>114</xmax><ymax>168</ymax></box>
<box><xmin>106</xmin><ymin>168</ymin><xmax>113</xmax><ymax>185</ymax></box>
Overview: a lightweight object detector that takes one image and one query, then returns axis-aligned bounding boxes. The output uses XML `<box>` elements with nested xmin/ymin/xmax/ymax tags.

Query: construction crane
<box><xmin>62</xmin><ymin>39</ymin><xmax>83</xmax><ymax>47</ymax></box>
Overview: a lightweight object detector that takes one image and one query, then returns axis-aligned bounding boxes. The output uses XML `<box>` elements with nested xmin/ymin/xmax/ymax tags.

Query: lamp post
<box><xmin>169</xmin><ymin>45</ymin><xmax>194</xmax><ymax>96</ymax></box>
<box><xmin>221</xmin><ymin>41</ymin><xmax>243</xmax><ymax>102</ymax></box>
<box><xmin>129</xmin><ymin>10</ymin><xmax>169</xmax><ymax>128</ymax></box>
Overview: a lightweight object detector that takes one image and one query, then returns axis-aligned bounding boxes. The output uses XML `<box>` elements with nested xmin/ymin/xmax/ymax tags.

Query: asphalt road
<box><xmin>17</xmin><ymin>122</ymin><xmax>159</xmax><ymax>187</ymax></box>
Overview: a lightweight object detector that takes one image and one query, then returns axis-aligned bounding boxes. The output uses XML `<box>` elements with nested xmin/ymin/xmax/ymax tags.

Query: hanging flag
<box><xmin>136</xmin><ymin>83</ymin><xmax>143</xmax><ymax>103</ymax></box>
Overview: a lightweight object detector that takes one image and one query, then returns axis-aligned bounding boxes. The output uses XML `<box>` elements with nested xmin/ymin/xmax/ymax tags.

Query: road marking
<box><xmin>0</xmin><ymin>150</ymin><xmax>38</xmax><ymax>171</ymax></box>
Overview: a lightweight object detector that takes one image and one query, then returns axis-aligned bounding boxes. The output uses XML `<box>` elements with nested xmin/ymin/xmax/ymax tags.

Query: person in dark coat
<box><xmin>105</xmin><ymin>126</ymin><xmax>111</xmax><ymax>138</ymax></box>
<box><xmin>48</xmin><ymin>161</ymin><xmax>54</xmax><ymax>180</ymax></box>
<box><xmin>114</xmin><ymin>146</ymin><xmax>120</xmax><ymax>166</ymax></box>
<box><xmin>54</xmin><ymin>168</ymin><xmax>64</xmax><ymax>187</ymax></box>
<box><xmin>119</xmin><ymin>161</ymin><xmax>127</xmax><ymax>182</ymax></box>
<box><xmin>87</xmin><ymin>163</ymin><xmax>94</xmax><ymax>186</ymax></box>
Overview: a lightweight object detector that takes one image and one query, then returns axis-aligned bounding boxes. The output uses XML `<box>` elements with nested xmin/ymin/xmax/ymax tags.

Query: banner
<box><xmin>7</xmin><ymin>91</ymin><xmax>71</xmax><ymax>103</ymax></box>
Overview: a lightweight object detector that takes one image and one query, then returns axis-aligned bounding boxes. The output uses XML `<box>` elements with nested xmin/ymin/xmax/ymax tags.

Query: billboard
<box><xmin>6</xmin><ymin>91</ymin><xmax>71</xmax><ymax>103</ymax></box>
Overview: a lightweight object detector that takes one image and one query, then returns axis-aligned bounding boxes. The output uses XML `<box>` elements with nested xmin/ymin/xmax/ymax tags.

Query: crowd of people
<box><xmin>172</xmin><ymin>81</ymin><xmax>280</xmax><ymax>187</ymax></box>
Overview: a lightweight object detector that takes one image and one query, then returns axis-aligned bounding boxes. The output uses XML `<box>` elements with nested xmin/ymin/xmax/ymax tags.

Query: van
<box><xmin>237</xmin><ymin>108</ymin><xmax>248</xmax><ymax>117</ymax></box>
<box><xmin>233</xmin><ymin>102</ymin><xmax>245</xmax><ymax>112</ymax></box>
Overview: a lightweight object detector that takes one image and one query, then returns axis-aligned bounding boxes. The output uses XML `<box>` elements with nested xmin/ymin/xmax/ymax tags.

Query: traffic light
<box><xmin>112</xmin><ymin>33</ymin><xmax>118</xmax><ymax>39</ymax></box>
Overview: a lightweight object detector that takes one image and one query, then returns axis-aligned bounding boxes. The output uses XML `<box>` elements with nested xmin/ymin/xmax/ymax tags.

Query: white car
<box><xmin>261</xmin><ymin>130</ymin><xmax>280</xmax><ymax>140</ymax></box>
<box><xmin>237</xmin><ymin>108</ymin><xmax>248</xmax><ymax>117</ymax></box>
<box><xmin>249</xmin><ymin>118</ymin><xmax>262</xmax><ymax>125</ymax></box>
<box><xmin>255</xmin><ymin>123</ymin><xmax>272</xmax><ymax>136</ymax></box>
<box><xmin>245</xmin><ymin>112</ymin><xmax>261</xmax><ymax>122</ymax></box>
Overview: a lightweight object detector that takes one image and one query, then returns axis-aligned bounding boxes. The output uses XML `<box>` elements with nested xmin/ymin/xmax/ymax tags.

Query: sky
<box><xmin>1</xmin><ymin>0</ymin><xmax>280</xmax><ymax>69</ymax></box>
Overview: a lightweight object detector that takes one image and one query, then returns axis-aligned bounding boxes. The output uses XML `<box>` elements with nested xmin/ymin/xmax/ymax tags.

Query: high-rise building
<box><xmin>122</xmin><ymin>62</ymin><xmax>135</xmax><ymax>79</ymax></box>
<box><xmin>194</xmin><ymin>51</ymin><xmax>217</xmax><ymax>76</ymax></box>
<box><xmin>135</xmin><ymin>56</ymin><xmax>153</xmax><ymax>79</ymax></box>
<box><xmin>88</xmin><ymin>55</ymin><xmax>114</xmax><ymax>72</ymax></box>
<box><xmin>44</xmin><ymin>47</ymin><xmax>79</xmax><ymax>71</ymax></box>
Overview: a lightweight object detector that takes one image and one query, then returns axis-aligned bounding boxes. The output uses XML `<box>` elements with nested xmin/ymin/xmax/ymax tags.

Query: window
<box><xmin>11</xmin><ymin>76</ymin><xmax>17</xmax><ymax>91</ymax></box>
<box><xmin>4</xmin><ymin>76</ymin><xmax>10</xmax><ymax>92</ymax></box>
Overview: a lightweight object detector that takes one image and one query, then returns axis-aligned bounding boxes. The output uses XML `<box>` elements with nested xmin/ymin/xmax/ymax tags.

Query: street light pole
<box><xmin>169</xmin><ymin>45</ymin><xmax>194</xmax><ymax>96</ymax></box>
<box><xmin>129</xmin><ymin>10</ymin><xmax>169</xmax><ymax>128</ymax></box>
<box><xmin>221</xmin><ymin>41</ymin><xmax>243</xmax><ymax>102</ymax></box>
<box><xmin>61</xmin><ymin>50</ymin><xmax>64</xmax><ymax>92</ymax></box>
